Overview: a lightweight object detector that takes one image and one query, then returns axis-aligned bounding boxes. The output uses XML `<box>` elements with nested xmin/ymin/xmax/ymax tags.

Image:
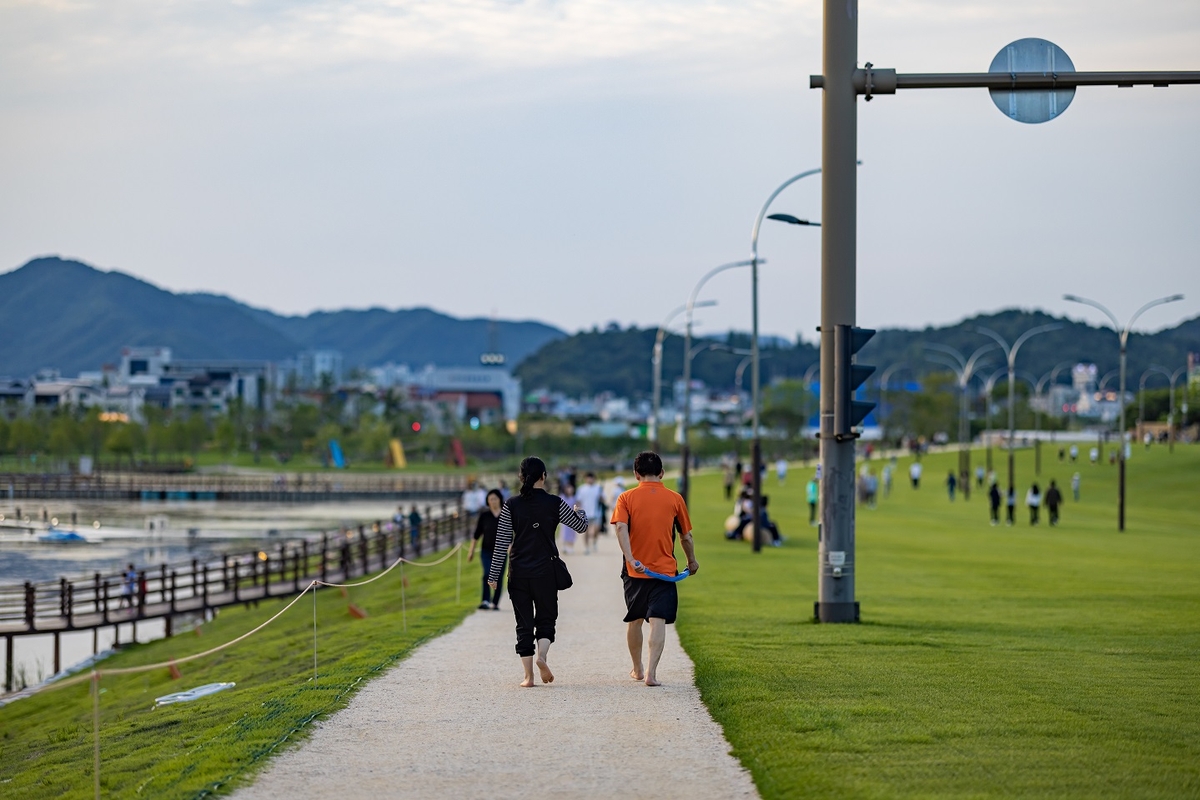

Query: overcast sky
<box><xmin>2</xmin><ymin>0</ymin><xmax>1197</xmax><ymax>341</ymax></box>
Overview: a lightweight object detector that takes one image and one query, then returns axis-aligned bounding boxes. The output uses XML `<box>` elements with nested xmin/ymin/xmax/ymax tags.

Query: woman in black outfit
<box><xmin>488</xmin><ymin>456</ymin><xmax>588</xmax><ymax>687</ymax></box>
<box><xmin>467</xmin><ymin>489</ymin><xmax>505</xmax><ymax>610</ymax></box>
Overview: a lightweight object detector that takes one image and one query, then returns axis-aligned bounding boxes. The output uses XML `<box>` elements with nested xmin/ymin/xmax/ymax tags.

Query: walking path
<box><xmin>234</xmin><ymin>533</ymin><xmax>757</xmax><ymax>800</ymax></box>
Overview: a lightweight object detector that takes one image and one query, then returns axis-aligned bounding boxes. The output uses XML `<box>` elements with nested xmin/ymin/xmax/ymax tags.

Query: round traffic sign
<box><xmin>988</xmin><ymin>38</ymin><xmax>1076</xmax><ymax>124</ymax></box>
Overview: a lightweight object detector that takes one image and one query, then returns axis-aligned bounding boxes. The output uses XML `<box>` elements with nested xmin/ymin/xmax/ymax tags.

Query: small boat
<box><xmin>37</xmin><ymin>528</ymin><xmax>92</xmax><ymax>544</ymax></box>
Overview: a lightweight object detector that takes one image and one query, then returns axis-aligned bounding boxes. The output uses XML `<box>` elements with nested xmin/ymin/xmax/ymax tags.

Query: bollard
<box><xmin>24</xmin><ymin>582</ymin><xmax>35</xmax><ymax>630</ymax></box>
<box><xmin>66</xmin><ymin>583</ymin><xmax>74</xmax><ymax>628</ymax></box>
<box><xmin>320</xmin><ymin>533</ymin><xmax>329</xmax><ymax>583</ymax></box>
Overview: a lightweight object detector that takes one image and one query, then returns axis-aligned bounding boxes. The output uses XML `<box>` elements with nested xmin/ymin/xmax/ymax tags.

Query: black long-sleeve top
<box><xmin>473</xmin><ymin>510</ymin><xmax>500</xmax><ymax>554</ymax></box>
<box><xmin>487</xmin><ymin>489</ymin><xmax>588</xmax><ymax>584</ymax></box>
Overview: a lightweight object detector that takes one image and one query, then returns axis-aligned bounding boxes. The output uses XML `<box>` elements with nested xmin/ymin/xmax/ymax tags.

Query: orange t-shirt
<box><xmin>610</xmin><ymin>481</ymin><xmax>692</xmax><ymax>580</ymax></box>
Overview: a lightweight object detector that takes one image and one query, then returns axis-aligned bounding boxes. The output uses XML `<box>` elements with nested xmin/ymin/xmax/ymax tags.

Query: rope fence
<box><xmin>12</xmin><ymin>538</ymin><xmax>472</xmax><ymax>799</ymax></box>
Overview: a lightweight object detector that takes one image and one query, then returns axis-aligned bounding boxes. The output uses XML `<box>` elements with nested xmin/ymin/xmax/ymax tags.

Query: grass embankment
<box><xmin>0</xmin><ymin>551</ymin><xmax>475</xmax><ymax>798</ymax></box>
<box><xmin>678</xmin><ymin>445</ymin><xmax>1200</xmax><ymax>798</ymax></box>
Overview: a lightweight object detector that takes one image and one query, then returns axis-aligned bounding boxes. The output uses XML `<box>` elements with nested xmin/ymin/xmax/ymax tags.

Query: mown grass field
<box><xmin>0</xmin><ymin>549</ymin><xmax>474</xmax><ymax>798</ymax></box>
<box><xmin>677</xmin><ymin>443</ymin><xmax>1200</xmax><ymax>798</ymax></box>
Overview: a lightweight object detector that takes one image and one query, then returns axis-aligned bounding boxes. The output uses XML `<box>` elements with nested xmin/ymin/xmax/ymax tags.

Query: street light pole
<box><xmin>652</xmin><ymin>302</ymin><xmax>715</xmax><ymax>453</ymax></box>
<box><xmin>983</xmin><ymin>367</ymin><xmax>1006</xmax><ymax>474</ymax></box>
<box><xmin>1139</xmin><ymin>367</ymin><xmax>1171</xmax><ymax>442</ymax></box>
<box><xmin>924</xmin><ymin>343</ymin><xmax>997</xmax><ymax>500</ymax></box>
<box><xmin>1034</xmin><ymin>361</ymin><xmax>1073</xmax><ymax>474</ymax></box>
<box><xmin>1168</xmin><ymin>366</ymin><xmax>1187</xmax><ymax>454</ymax></box>
<box><xmin>878</xmin><ymin>363</ymin><xmax>909</xmax><ymax>446</ymax></box>
<box><xmin>1064</xmin><ymin>293</ymin><xmax>1184</xmax><ymax>530</ymax></box>
<box><xmin>681</xmin><ymin>261</ymin><xmax>755</xmax><ymax>505</ymax></box>
<box><xmin>975</xmin><ymin>324</ymin><xmax>1061</xmax><ymax>506</ymax></box>
<box><xmin>749</xmin><ymin>170</ymin><xmax>821</xmax><ymax>555</ymax></box>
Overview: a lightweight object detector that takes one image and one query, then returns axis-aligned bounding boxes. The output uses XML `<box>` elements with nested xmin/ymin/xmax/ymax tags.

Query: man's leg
<box><xmin>644</xmin><ymin>618</ymin><xmax>667</xmax><ymax>687</ymax></box>
<box><xmin>627</xmin><ymin>620</ymin><xmax>644</xmax><ymax>680</ymax></box>
<box><xmin>479</xmin><ymin>550</ymin><xmax>493</xmax><ymax>606</ymax></box>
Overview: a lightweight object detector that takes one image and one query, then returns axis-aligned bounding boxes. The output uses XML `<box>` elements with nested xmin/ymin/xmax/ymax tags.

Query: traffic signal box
<box><xmin>833</xmin><ymin>324</ymin><xmax>876</xmax><ymax>440</ymax></box>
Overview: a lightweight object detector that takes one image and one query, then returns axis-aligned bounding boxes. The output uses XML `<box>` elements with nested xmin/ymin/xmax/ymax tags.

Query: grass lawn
<box><xmin>677</xmin><ymin>443</ymin><xmax>1200</xmax><ymax>798</ymax></box>
<box><xmin>0</xmin><ymin>549</ymin><xmax>475</xmax><ymax>798</ymax></box>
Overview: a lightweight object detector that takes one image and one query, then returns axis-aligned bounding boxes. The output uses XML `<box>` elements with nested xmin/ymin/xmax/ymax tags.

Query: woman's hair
<box><xmin>518</xmin><ymin>456</ymin><xmax>547</xmax><ymax>497</ymax></box>
<box><xmin>485</xmin><ymin>488</ymin><xmax>504</xmax><ymax>506</ymax></box>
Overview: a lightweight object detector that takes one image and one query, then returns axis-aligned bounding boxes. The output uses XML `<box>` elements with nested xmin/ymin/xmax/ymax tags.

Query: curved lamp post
<box><xmin>1033</xmin><ymin>361</ymin><xmax>1074</xmax><ymax>474</ymax></box>
<box><xmin>748</xmin><ymin>167</ymin><xmax>824</xmax><ymax>553</ymax></box>
<box><xmin>982</xmin><ymin>367</ymin><xmax>1009</xmax><ymax>473</ymax></box>
<box><xmin>975</xmin><ymin>324</ymin><xmax>1062</xmax><ymax>503</ymax></box>
<box><xmin>877</xmin><ymin>362</ymin><xmax>910</xmax><ymax>446</ymax></box>
<box><xmin>652</xmin><ymin>301</ymin><xmax>715</xmax><ymax>452</ymax></box>
<box><xmin>924</xmin><ymin>343</ymin><xmax>996</xmax><ymax>499</ymax></box>
<box><xmin>1063</xmin><ymin>293</ymin><xmax>1184</xmax><ymax>530</ymax></box>
<box><xmin>680</xmin><ymin>261</ymin><xmax>756</xmax><ymax>503</ymax></box>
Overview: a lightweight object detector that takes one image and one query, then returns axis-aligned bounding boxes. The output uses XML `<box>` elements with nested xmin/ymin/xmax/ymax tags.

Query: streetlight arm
<box><xmin>1125</xmin><ymin>294</ymin><xmax>1185</xmax><ymax>344</ymax></box>
<box><xmin>687</xmin><ymin>262</ymin><xmax>755</xmax><ymax>316</ymax></box>
<box><xmin>750</xmin><ymin>169</ymin><xmax>823</xmax><ymax>260</ymax></box>
<box><xmin>964</xmin><ymin>344</ymin><xmax>1000</xmax><ymax>377</ymax></box>
<box><xmin>1011</xmin><ymin>324</ymin><xmax>1064</xmax><ymax>361</ymax></box>
<box><xmin>1063</xmin><ymin>294</ymin><xmax>1121</xmax><ymax>333</ymax></box>
<box><xmin>922</xmin><ymin>343</ymin><xmax>967</xmax><ymax>371</ymax></box>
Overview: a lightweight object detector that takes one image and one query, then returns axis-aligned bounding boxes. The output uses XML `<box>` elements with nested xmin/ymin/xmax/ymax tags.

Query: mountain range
<box><xmin>0</xmin><ymin>257</ymin><xmax>565</xmax><ymax>377</ymax></box>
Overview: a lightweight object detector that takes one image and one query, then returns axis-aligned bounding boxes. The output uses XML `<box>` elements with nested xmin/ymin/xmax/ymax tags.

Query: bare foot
<box><xmin>536</xmin><ymin>659</ymin><xmax>554</xmax><ymax>684</ymax></box>
<box><xmin>630</xmin><ymin>667</ymin><xmax>644</xmax><ymax>681</ymax></box>
<box><xmin>520</xmin><ymin>676</ymin><xmax>536</xmax><ymax>687</ymax></box>
<box><xmin>644</xmin><ymin>676</ymin><xmax>661</xmax><ymax>687</ymax></box>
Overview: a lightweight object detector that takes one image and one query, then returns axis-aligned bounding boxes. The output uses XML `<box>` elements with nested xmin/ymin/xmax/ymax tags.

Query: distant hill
<box><xmin>0</xmin><ymin>257</ymin><xmax>565</xmax><ymax>377</ymax></box>
<box><xmin>515</xmin><ymin>311</ymin><xmax>1200</xmax><ymax>399</ymax></box>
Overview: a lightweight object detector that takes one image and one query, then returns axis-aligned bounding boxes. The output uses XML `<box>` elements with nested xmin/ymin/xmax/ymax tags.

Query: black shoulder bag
<box><xmin>546</xmin><ymin>500</ymin><xmax>574</xmax><ymax>591</ymax></box>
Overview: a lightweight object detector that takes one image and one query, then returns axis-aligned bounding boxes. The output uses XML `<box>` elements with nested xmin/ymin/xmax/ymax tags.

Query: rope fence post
<box><xmin>400</xmin><ymin>562</ymin><xmax>407</xmax><ymax>633</ymax></box>
<box><xmin>312</xmin><ymin>582</ymin><xmax>318</xmax><ymax>684</ymax></box>
<box><xmin>456</xmin><ymin>545</ymin><xmax>462</xmax><ymax>605</ymax></box>
<box><xmin>92</xmin><ymin>670</ymin><xmax>100</xmax><ymax>800</ymax></box>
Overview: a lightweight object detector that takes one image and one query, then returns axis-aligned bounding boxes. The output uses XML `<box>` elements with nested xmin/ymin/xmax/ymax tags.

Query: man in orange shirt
<box><xmin>611</xmin><ymin>451</ymin><xmax>700</xmax><ymax>687</ymax></box>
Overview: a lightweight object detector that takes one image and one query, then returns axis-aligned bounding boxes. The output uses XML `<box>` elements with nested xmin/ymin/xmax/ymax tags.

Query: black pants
<box><xmin>809</xmin><ymin>502</ymin><xmax>816</xmax><ymax>523</ymax></box>
<box><xmin>1007</xmin><ymin>505</ymin><xmax>1015</xmax><ymax>524</ymax></box>
<box><xmin>990</xmin><ymin>504</ymin><xmax>1000</xmax><ymax>523</ymax></box>
<box><xmin>1048</xmin><ymin>505</ymin><xmax>1060</xmax><ymax>525</ymax></box>
<box><xmin>480</xmin><ymin>549</ymin><xmax>506</xmax><ymax>606</ymax></box>
<box><xmin>508</xmin><ymin>574</ymin><xmax>558</xmax><ymax>657</ymax></box>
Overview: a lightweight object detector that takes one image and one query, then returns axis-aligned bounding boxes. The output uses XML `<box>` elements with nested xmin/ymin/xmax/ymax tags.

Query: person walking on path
<box><xmin>776</xmin><ymin>458</ymin><xmax>788</xmax><ymax>485</ymax></box>
<box><xmin>1006</xmin><ymin>486</ymin><xmax>1016</xmax><ymax>526</ymax></box>
<box><xmin>468</xmin><ymin>489</ymin><xmax>506</xmax><ymax>610</ymax></box>
<box><xmin>120</xmin><ymin>563</ymin><xmax>136</xmax><ymax>609</ymax></box>
<box><xmin>408</xmin><ymin>505</ymin><xmax>422</xmax><ymax>552</ymax></box>
<box><xmin>988</xmin><ymin>481</ymin><xmax>1001</xmax><ymax>526</ymax></box>
<box><xmin>559</xmin><ymin>482</ymin><xmax>580</xmax><ymax>555</ymax></box>
<box><xmin>909</xmin><ymin>460</ymin><xmax>923</xmax><ymax>489</ymax></box>
<box><xmin>1071</xmin><ymin>472</ymin><xmax>1081</xmax><ymax>502</ymax></box>
<box><xmin>722</xmin><ymin>461</ymin><xmax>735</xmax><ymax>500</ymax></box>
<box><xmin>1045</xmin><ymin>480</ymin><xmax>1063</xmax><ymax>526</ymax></box>
<box><xmin>806</xmin><ymin>477</ymin><xmax>819</xmax><ymax>526</ymax></box>
<box><xmin>488</xmin><ymin>456</ymin><xmax>588</xmax><ymax>687</ymax></box>
<box><xmin>946</xmin><ymin>471</ymin><xmax>957</xmax><ymax>501</ymax></box>
<box><xmin>576</xmin><ymin>472</ymin><xmax>604</xmax><ymax>555</ymax></box>
<box><xmin>612</xmin><ymin>451</ymin><xmax>700</xmax><ymax>688</ymax></box>
<box><xmin>1026</xmin><ymin>483</ymin><xmax>1042</xmax><ymax>525</ymax></box>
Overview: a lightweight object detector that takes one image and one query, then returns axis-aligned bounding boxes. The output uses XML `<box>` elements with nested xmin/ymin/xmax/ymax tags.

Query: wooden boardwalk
<box><xmin>1</xmin><ymin>507</ymin><xmax>472</xmax><ymax>692</ymax></box>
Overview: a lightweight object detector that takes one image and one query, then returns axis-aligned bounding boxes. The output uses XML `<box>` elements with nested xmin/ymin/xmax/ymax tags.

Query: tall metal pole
<box><xmin>651</xmin><ymin>305</ymin><xmax>688</xmax><ymax>453</ymax></box>
<box><xmin>681</xmin><ymin>262</ymin><xmax>752</xmax><ymax>504</ymax></box>
<box><xmin>1169</xmin><ymin>367</ymin><xmax>1186</xmax><ymax>454</ymax></box>
<box><xmin>749</xmin><ymin>169</ymin><xmax>820</xmax><ymax>554</ymax></box>
<box><xmin>815</xmin><ymin>0</ymin><xmax>859</xmax><ymax>622</ymax></box>
<box><xmin>1064</xmin><ymin>293</ymin><xmax>1183</xmax><ymax>530</ymax></box>
<box><xmin>925</xmin><ymin>343</ymin><xmax>994</xmax><ymax>502</ymax></box>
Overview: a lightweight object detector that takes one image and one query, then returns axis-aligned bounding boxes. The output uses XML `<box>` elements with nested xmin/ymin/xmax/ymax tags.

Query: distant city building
<box><xmin>369</xmin><ymin>362</ymin><xmax>521</xmax><ymax>424</ymax></box>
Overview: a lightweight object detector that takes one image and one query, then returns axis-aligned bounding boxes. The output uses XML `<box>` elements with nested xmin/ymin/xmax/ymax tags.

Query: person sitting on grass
<box><xmin>612</xmin><ymin>451</ymin><xmax>699</xmax><ymax>687</ymax></box>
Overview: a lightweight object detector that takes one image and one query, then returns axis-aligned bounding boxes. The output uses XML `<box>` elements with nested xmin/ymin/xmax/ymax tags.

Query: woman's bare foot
<box><xmin>644</xmin><ymin>675</ymin><xmax>661</xmax><ymax>687</ymax></box>
<box><xmin>630</xmin><ymin>667</ymin><xmax>644</xmax><ymax>681</ymax></box>
<box><xmin>536</xmin><ymin>659</ymin><xmax>554</xmax><ymax>684</ymax></box>
<box><xmin>520</xmin><ymin>676</ymin><xmax>536</xmax><ymax>688</ymax></box>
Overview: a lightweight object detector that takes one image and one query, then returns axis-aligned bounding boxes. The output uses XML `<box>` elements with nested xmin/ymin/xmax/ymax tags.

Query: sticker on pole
<box><xmin>155</xmin><ymin>682</ymin><xmax>236</xmax><ymax>707</ymax></box>
<box><xmin>989</xmin><ymin>38</ymin><xmax>1075</xmax><ymax>124</ymax></box>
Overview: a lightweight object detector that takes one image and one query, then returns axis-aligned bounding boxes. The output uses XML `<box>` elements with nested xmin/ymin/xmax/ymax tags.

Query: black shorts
<box><xmin>622</xmin><ymin>572</ymin><xmax>678</xmax><ymax>625</ymax></box>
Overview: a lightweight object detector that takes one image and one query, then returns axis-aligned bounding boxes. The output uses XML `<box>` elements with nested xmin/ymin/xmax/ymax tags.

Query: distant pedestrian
<box><xmin>1006</xmin><ymin>487</ymin><xmax>1016</xmax><ymax>526</ymax></box>
<box><xmin>1071</xmin><ymin>472</ymin><xmax>1081</xmax><ymax>502</ymax></box>
<box><xmin>1058</xmin><ymin>447</ymin><xmax>1066</xmax><ymax>462</ymax></box>
<box><xmin>776</xmin><ymin>458</ymin><xmax>788</xmax><ymax>485</ymax></box>
<box><xmin>946</xmin><ymin>471</ymin><xmax>957</xmax><ymax>501</ymax></box>
<box><xmin>988</xmin><ymin>482</ymin><xmax>1001</xmax><ymax>526</ymax></box>
<box><xmin>121</xmin><ymin>563</ymin><xmax>136</xmax><ymax>609</ymax></box>
<box><xmin>722</xmin><ymin>461</ymin><xmax>735</xmax><ymax>500</ymax></box>
<box><xmin>408</xmin><ymin>505</ymin><xmax>422</xmax><ymax>550</ymax></box>
<box><xmin>576</xmin><ymin>472</ymin><xmax>604</xmax><ymax>554</ymax></box>
<box><xmin>1069</xmin><ymin>445</ymin><xmax>1079</xmax><ymax>463</ymax></box>
<box><xmin>559</xmin><ymin>482</ymin><xmax>579</xmax><ymax>555</ymax></box>
<box><xmin>975</xmin><ymin>465</ymin><xmax>985</xmax><ymax>488</ymax></box>
<box><xmin>806</xmin><ymin>477</ymin><xmax>819</xmax><ymax>526</ymax></box>
<box><xmin>488</xmin><ymin>456</ymin><xmax>588</xmax><ymax>687</ymax></box>
<box><xmin>1045</xmin><ymin>480</ymin><xmax>1063</xmax><ymax>526</ymax></box>
<box><xmin>909</xmin><ymin>461</ymin><xmax>922</xmax><ymax>489</ymax></box>
<box><xmin>1089</xmin><ymin>447</ymin><xmax>1099</xmax><ymax>464</ymax></box>
<box><xmin>1026</xmin><ymin>483</ymin><xmax>1042</xmax><ymax>525</ymax></box>
<box><xmin>467</xmin><ymin>489</ymin><xmax>506</xmax><ymax>610</ymax></box>
<box><xmin>882</xmin><ymin>463</ymin><xmax>893</xmax><ymax>498</ymax></box>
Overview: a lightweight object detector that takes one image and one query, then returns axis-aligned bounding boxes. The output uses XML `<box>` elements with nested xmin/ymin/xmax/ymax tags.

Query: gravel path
<box><xmin>234</xmin><ymin>533</ymin><xmax>758</xmax><ymax>800</ymax></box>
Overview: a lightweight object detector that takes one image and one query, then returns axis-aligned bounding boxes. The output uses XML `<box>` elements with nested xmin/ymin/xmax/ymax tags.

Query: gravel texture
<box><xmin>234</xmin><ymin>533</ymin><xmax>758</xmax><ymax>800</ymax></box>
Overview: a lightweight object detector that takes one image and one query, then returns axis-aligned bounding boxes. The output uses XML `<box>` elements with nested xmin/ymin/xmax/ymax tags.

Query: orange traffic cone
<box><xmin>347</xmin><ymin>603</ymin><xmax>368</xmax><ymax>619</ymax></box>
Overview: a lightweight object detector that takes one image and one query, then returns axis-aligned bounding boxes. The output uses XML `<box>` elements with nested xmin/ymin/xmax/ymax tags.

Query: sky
<box><xmin>1</xmin><ymin>0</ymin><xmax>1198</xmax><ymax>342</ymax></box>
